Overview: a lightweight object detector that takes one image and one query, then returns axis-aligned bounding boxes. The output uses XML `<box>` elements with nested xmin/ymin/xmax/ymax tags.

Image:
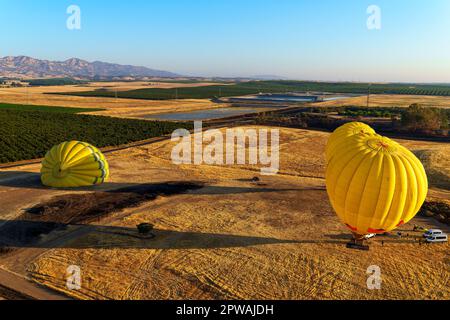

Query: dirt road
<box><xmin>0</xmin><ymin>267</ymin><xmax>68</xmax><ymax>300</ymax></box>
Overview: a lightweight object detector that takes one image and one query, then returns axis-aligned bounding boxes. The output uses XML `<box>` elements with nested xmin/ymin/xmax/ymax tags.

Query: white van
<box><xmin>423</xmin><ymin>229</ymin><xmax>444</xmax><ymax>238</ymax></box>
<box><xmin>425</xmin><ymin>234</ymin><xmax>448</xmax><ymax>243</ymax></box>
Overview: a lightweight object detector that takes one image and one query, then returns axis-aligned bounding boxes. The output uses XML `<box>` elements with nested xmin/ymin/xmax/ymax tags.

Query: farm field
<box><xmin>315</xmin><ymin>94</ymin><xmax>450</xmax><ymax>108</ymax></box>
<box><xmin>26</xmin><ymin>78</ymin><xmax>87</xmax><ymax>86</ymax></box>
<box><xmin>67</xmin><ymin>80</ymin><xmax>226</xmax><ymax>91</ymax></box>
<box><xmin>24</xmin><ymin>78</ymin><xmax>223</xmax><ymax>87</ymax></box>
<box><xmin>0</xmin><ymin>103</ymin><xmax>103</xmax><ymax>113</ymax></box>
<box><xmin>11</xmin><ymin>81</ymin><xmax>225</xmax><ymax>92</ymax></box>
<box><xmin>56</xmin><ymin>81</ymin><xmax>450</xmax><ymax>100</ymax></box>
<box><xmin>0</xmin><ymin>109</ymin><xmax>192</xmax><ymax>163</ymax></box>
<box><xmin>0</xmin><ymin>85</ymin><xmax>224</xmax><ymax>119</ymax></box>
<box><xmin>0</xmin><ymin>127</ymin><xmax>448</xmax><ymax>300</ymax></box>
<box><xmin>2</xmin><ymin>82</ymin><xmax>450</xmax><ymax>125</ymax></box>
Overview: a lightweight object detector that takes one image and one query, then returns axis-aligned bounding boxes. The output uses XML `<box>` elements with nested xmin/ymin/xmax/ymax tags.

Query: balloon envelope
<box><xmin>326</xmin><ymin>133</ymin><xmax>428</xmax><ymax>235</ymax></box>
<box><xmin>41</xmin><ymin>141</ymin><xmax>109</xmax><ymax>188</ymax></box>
<box><xmin>326</xmin><ymin>122</ymin><xmax>375</xmax><ymax>163</ymax></box>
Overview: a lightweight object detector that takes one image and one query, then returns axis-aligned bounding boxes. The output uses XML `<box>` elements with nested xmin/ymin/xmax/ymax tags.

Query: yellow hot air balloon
<box><xmin>41</xmin><ymin>141</ymin><xmax>109</xmax><ymax>188</ymax></box>
<box><xmin>326</xmin><ymin>133</ymin><xmax>428</xmax><ymax>237</ymax></box>
<box><xmin>326</xmin><ymin>122</ymin><xmax>375</xmax><ymax>163</ymax></box>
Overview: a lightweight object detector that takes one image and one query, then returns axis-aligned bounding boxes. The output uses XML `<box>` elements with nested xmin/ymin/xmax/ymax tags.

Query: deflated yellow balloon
<box><xmin>326</xmin><ymin>133</ymin><xmax>428</xmax><ymax>236</ymax></box>
<box><xmin>41</xmin><ymin>141</ymin><xmax>109</xmax><ymax>188</ymax></box>
<box><xmin>326</xmin><ymin>122</ymin><xmax>375</xmax><ymax>163</ymax></box>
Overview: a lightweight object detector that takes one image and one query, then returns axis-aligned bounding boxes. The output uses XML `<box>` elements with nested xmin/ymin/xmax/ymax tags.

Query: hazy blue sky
<box><xmin>1</xmin><ymin>0</ymin><xmax>449</xmax><ymax>82</ymax></box>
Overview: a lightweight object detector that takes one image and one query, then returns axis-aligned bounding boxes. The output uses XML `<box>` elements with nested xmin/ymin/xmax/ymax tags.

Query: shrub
<box><xmin>137</xmin><ymin>223</ymin><xmax>154</xmax><ymax>235</ymax></box>
<box><xmin>401</xmin><ymin>104</ymin><xmax>449</xmax><ymax>132</ymax></box>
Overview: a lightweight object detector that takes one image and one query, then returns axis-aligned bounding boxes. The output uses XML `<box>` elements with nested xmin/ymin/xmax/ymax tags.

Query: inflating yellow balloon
<box><xmin>41</xmin><ymin>141</ymin><xmax>109</xmax><ymax>188</ymax></box>
<box><xmin>326</xmin><ymin>133</ymin><xmax>428</xmax><ymax>236</ymax></box>
<box><xmin>326</xmin><ymin>122</ymin><xmax>375</xmax><ymax>163</ymax></box>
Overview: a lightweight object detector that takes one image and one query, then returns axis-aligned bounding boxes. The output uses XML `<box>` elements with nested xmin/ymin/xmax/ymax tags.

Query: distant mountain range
<box><xmin>0</xmin><ymin>56</ymin><xmax>180</xmax><ymax>79</ymax></box>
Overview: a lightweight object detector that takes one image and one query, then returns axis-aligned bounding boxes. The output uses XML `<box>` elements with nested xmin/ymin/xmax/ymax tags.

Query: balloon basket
<box><xmin>346</xmin><ymin>233</ymin><xmax>370</xmax><ymax>251</ymax></box>
<box><xmin>346</xmin><ymin>241</ymin><xmax>370</xmax><ymax>251</ymax></box>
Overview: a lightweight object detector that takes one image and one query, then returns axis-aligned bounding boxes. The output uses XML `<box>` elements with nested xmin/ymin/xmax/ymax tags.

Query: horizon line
<box><xmin>2</xmin><ymin>54</ymin><xmax>450</xmax><ymax>85</ymax></box>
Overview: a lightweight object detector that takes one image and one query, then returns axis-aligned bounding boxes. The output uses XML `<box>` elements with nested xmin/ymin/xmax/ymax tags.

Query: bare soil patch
<box><xmin>0</xmin><ymin>182</ymin><xmax>203</xmax><ymax>248</ymax></box>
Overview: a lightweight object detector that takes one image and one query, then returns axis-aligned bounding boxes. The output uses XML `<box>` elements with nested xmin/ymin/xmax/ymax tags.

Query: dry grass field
<box><xmin>0</xmin><ymin>83</ymin><xmax>226</xmax><ymax>119</ymax></box>
<box><xmin>315</xmin><ymin>94</ymin><xmax>450</xmax><ymax>108</ymax></box>
<box><xmin>1</xmin><ymin>81</ymin><xmax>224</xmax><ymax>94</ymax></box>
<box><xmin>2</xmin><ymin>84</ymin><xmax>450</xmax><ymax>121</ymax></box>
<box><xmin>0</xmin><ymin>127</ymin><xmax>448</xmax><ymax>300</ymax></box>
<box><xmin>76</xmin><ymin>81</ymin><xmax>226</xmax><ymax>91</ymax></box>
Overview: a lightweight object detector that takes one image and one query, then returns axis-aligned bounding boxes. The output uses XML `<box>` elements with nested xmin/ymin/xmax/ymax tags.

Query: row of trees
<box><xmin>401</xmin><ymin>104</ymin><xmax>449</xmax><ymax>132</ymax></box>
<box><xmin>0</xmin><ymin>80</ymin><xmax>25</xmax><ymax>87</ymax></box>
<box><xmin>390</xmin><ymin>89</ymin><xmax>450</xmax><ymax>96</ymax></box>
<box><xmin>0</xmin><ymin>109</ymin><xmax>193</xmax><ymax>164</ymax></box>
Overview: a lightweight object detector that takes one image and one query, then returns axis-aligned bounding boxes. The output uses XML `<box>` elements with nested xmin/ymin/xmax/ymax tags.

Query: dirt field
<box><xmin>0</xmin><ymin>82</ymin><xmax>226</xmax><ymax>119</ymax></box>
<box><xmin>315</xmin><ymin>94</ymin><xmax>450</xmax><ymax>108</ymax></box>
<box><xmin>0</xmin><ymin>127</ymin><xmax>448</xmax><ymax>300</ymax></box>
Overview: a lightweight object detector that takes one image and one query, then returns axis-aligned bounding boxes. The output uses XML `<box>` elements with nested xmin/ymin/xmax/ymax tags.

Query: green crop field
<box><xmin>0</xmin><ymin>103</ymin><xmax>104</xmax><ymax>114</ymax></box>
<box><xmin>54</xmin><ymin>80</ymin><xmax>450</xmax><ymax>100</ymax></box>
<box><xmin>151</xmin><ymin>79</ymin><xmax>230</xmax><ymax>84</ymax></box>
<box><xmin>0</xmin><ymin>109</ymin><xmax>192</xmax><ymax>164</ymax></box>
<box><xmin>27</xmin><ymin>77</ymin><xmax>88</xmax><ymax>86</ymax></box>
